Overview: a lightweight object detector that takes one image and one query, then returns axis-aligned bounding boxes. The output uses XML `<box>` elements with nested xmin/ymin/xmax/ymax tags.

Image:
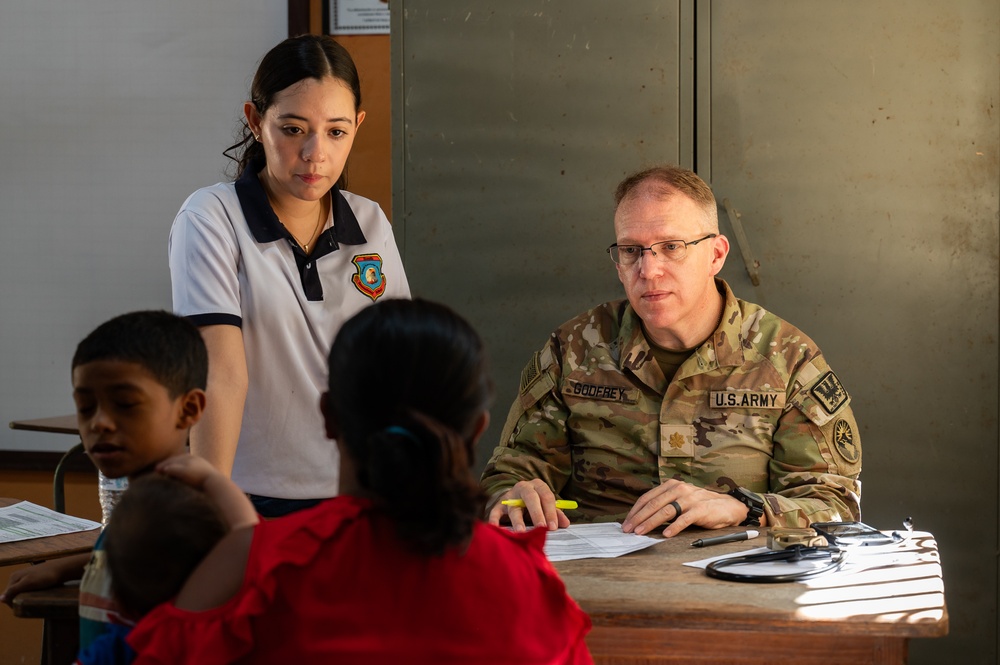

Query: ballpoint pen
<box><xmin>691</xmin><ymin>530</ymin><xmax>760</xmax><ymax>548</ymax></box>
<box><xmin>502</xmin><ymin>499</ymin><xmax>578</xmax><ymax>510</ymax></box>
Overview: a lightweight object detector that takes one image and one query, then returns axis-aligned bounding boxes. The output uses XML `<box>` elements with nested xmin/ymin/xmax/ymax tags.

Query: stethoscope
<box><xmin>705</xmin><ymin>544</ymin><xmax>849</xmax><ymax>583</ymax></box>
<box><xmin>705</xmin><ymin>520</ymin><xmax>913</xmax><ymax>583</ymax></box>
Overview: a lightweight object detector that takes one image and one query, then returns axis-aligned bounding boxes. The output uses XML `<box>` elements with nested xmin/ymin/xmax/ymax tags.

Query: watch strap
<box><xmin>728</xmin><ymin>487</ymin><xmax>764</xmax><ymax>527</ymax></box>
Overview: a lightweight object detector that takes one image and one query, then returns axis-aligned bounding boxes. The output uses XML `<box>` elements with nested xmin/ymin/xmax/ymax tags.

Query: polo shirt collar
<box><xmin>234</xmin><ymin>157</ymin><xmax>367</xmax><ymax>247</ymax></box>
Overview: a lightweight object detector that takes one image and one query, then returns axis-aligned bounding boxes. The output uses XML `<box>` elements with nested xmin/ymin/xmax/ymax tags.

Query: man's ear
<box><xmin>709</xmin><ymin>234</ymin><xmax>730</xmax><ymax>277</ymax></box>
<box><xmin>177</xmin><ymin>389</ymin><xmax>207</xmax><ymax>429</ymax></box>
<box><xmin>320</xmin><ymin>392</ymin><xmax>339</xmax><ymax>440</ymax></box>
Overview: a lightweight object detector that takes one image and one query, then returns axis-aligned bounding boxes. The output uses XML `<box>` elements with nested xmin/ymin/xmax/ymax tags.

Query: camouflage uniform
<box><xmin>481</xmin><ymin>280</ymin><xmax>861</xmax><ymax>528</ymax></box>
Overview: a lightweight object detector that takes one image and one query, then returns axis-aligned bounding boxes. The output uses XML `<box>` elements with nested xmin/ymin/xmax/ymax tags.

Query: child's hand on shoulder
<box><xmin>157</xmin><ymin>453</ymin><xmax>258</xmax><ymax>530</ymax></box>
<box><xmin>156</xmin><ymin>453</ymin><xmax>222</xmax><ymax>490</ymax></box>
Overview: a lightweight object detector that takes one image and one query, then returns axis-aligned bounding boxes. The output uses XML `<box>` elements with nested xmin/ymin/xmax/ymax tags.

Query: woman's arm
<box><xmin>174</xmin><ymin>527</ymin><xmax>254</xmax><ymax>611</ymax></box>
<box><xmin>192</xmin><ymin>325</ymin><xmax>249</xmax><ymax>477</ymax></box>
<box><xmin>154</xmin><ymin>455</ymin><xmax>258</xmax><ymax>611</ymax></box>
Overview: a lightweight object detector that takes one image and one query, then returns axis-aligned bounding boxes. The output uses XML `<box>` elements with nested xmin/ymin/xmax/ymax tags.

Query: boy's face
<box><xmin>72</xmin><ymin>360</ymin><xmax>204</xmax><ymax>479</ymax></box>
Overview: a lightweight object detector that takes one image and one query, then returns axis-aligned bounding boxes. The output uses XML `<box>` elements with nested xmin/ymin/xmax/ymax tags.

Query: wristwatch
<box><xmin>727</xmin><ymin>487</ymin><xmax>764</xmax><ymax>527</ymax></box>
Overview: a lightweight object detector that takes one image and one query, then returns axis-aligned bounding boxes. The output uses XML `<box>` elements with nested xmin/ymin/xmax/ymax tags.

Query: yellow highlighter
<box><xmin>502</xmin><ymin>499</ymin><xmax>578</xmax><ymax>510</ymax></box>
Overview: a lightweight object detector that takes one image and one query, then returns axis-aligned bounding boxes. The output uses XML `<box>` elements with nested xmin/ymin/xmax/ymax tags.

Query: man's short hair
<box><xmin>614</xmin><ymin>165</ymin><xmax>719</xmax><ymax>230</ymax></box>
<box><xmin>72</xmin><ymin>311</ymin><xmax>208</xmax><ymax>396</ymax></box>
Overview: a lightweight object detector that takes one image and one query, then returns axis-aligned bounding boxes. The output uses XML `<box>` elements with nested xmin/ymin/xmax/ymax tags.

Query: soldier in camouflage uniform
<box><xmin>481</xmin><ymin>165</ymin><xmax>861</xmax><ymax>537</ymax></box>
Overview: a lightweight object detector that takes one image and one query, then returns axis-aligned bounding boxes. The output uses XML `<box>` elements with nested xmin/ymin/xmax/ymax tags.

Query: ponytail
<box><xmin>327</xmin><ymin>298</ymin><xmax>495</xmax><ymax>557</ymax></box>
<box><xmin>359</xmin><ymin>415</ymin><xmax>485</xmax><ymax>557</ymax></box>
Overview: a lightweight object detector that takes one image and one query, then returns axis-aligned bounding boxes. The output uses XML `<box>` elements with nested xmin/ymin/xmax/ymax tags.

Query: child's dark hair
<box><xmin>226</xmin><ymin>34</ymin><xmax>362</xmax><ymax>182</ymax></box>
<box><xmin>326</xmin><ymin>299</ymin><xmax>494</xmax><ymax>556</ymax></box>
<box><xmin>104</xmin><ymin>474</ymin><xmax>227</xmax><ymax>618</ymax></box>
<box><xmin>72</xmin><ymin>311</ymin><xmax>208</xmax><ymax>397</ymax></box>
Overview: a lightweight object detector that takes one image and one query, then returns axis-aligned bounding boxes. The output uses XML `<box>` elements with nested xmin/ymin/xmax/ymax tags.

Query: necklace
<box><xmin>260</xmin><ymin>172</ymin><xmax>328</xmax><ymax>253</ymax></box>
<box><xmin>285</xmin><ymin>202</ymin><xmax>326</xmax><ymax>253</ymax></box>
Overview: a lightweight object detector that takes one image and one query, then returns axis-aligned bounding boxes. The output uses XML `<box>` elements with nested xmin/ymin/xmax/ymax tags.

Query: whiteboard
<box><xmin>0</xmin><ymin>1</ymin><xmax>287</xmax><ymax>451</ymax></box>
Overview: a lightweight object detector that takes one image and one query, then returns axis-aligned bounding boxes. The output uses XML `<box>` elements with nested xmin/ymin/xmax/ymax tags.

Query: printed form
<box><xmin>543</xmin><ymin>522</ymin><xmax>662</xmax><ymax>562</ymax></box>
<box><xmin>0</xmin><ymin>501</ymin><xmax>101</xmax><ymax>543</ymax></box>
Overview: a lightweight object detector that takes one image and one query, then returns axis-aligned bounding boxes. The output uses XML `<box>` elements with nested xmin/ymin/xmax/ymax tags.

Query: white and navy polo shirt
<box><xmin>169</xmin><ymin>161</ymin><xmax>410</xmax><ymax>499</ymax></box>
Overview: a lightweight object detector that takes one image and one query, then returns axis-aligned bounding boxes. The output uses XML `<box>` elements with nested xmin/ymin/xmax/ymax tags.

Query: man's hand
<box><xmin>622</xmin><ymin>480</ymin><xmax>760</xmax><ymax>537</ymax></box>
<box><xmin>487</xmin><ymin>479</ymin><xmax>572</xmax><ymax>532</ymax></box>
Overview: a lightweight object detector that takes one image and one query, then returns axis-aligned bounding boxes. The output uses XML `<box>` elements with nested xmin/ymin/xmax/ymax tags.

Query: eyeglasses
<box><xmin>607</xmin><ymin>234</ymin><xmax>717</xmax><ymax>266</ymax></box>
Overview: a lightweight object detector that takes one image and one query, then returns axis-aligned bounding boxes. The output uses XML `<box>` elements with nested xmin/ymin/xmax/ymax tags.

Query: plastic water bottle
<box><xmin>98</xmin><ymin>472</ymin><xmax>129</xmax><ymax>525</ymax></box>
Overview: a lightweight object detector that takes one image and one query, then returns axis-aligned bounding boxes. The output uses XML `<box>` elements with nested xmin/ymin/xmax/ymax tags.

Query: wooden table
<box><xmin>553</xmin><ymin>527</ymin><xmax>947</xmax><ymax>665</ymax></box>
<box><xmin>0</xmin><ymin>498</ymin><xmax>99</xmax><ymax>566</ymax></box>
<box><xmin>8</xmin><ymin>415</ymin><xmax>92</xmax><ymax>514</ymax></box>
<box><xmin>1</xmin><ymin>497</ymin><xmax>99</xmax><ymax>665</ymax></box>
<box><xmin>8</xmin><ymin>415</ymin><xmax>79</xmax><ymax>437</ymax></box>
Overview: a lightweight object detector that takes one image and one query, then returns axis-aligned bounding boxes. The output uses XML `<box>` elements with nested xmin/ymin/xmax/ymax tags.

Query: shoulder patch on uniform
<box><xmin>833</xmin><ymin>418</ymin><xmax>860</xmax><ymax>463</ymax></box>
<box><xmin>519</xmin><ymin>352</ymin><xmax>544</xmax><ymax>395</ymax></box>
<box><xmin>810</xmin><ymin>371</ymin><xmax>848</xmax><ymax>415</ymax></box>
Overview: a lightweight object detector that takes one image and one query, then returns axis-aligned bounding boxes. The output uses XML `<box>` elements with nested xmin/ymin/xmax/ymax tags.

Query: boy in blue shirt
<box><xmin>1</xmin><ymin>311</ymin><xmax>209</xmax><ymax>657</ymax></box>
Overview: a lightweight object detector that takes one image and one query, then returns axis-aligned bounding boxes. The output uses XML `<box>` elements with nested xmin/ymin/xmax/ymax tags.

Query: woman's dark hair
<box><xmin>104</xmin><ymin>475</ymin><xmax>227</xmax><ymax>618</ymax></box>
<box><xmin>326</xmin><ymin>299</ymin><xmax>494</xmax><ymax>556</ymax></box>
<box><xmin>226</xmin><ymin>34</ymin><xmax>362</xmax><ymax>183</ymax></box>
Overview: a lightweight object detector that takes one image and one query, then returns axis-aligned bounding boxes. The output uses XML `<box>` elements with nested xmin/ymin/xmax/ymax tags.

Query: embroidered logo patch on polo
<box><xmin>810</xmin><ymin>371</ymin><xmax>848</xmax><ymax>415</ymax></box>
<box><xmin>833</xmin><ymin>418</ymin><xmax>859</xmax><ymax>463</ymax></box>
<box><xmin>351</xmin><ymin>254</ymin><xmax>387</xmax><ymax>301</ymax></box>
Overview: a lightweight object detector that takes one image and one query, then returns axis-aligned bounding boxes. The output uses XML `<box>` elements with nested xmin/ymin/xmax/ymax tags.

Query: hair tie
<box><xmin>384</xmin><ymin>426</ymin><xmax>422</xmax><ymax>445</ymax></box>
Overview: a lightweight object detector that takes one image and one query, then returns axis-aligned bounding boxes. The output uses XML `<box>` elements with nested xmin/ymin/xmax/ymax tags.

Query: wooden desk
<box><xmin>7</xmin><ymin>416</ymin><xmax>94</xmax><ymax>514</ymax></box>
<box><xmin>1</xmin><ymin>497</ymin><xmax>98</xmax><ymax>665</ymax></box>
<box><xmin>554</xmin><ymin>528</ymin><xmax>947</xmax><ymax>665</ymax></box>
<box><xmin>0</xmin><ymin>498</ymin><xmax>99</xmax><ymax>566</ymax></box>
<box><xmin>8</xmin><ymin>415</ymin><xmax>79</xmax><ymax>436</ymax></box>
<box><xmin>12</xmin><ymin>586</ymin><xmax>81</xmax><ymax>665</ymax></box>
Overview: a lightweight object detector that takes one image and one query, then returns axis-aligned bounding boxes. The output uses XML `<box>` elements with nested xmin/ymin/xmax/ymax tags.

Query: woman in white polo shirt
<box><xmin>169</xmin><ymin>35</ymin><xmax>410</xmax><ymax>517</ymax></box>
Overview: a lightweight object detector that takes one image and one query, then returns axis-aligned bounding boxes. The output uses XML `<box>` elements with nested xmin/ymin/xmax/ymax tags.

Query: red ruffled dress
<box><xmin>128</xmin><ymin>496</ymin><xmax>592</xmax><ymax>664</ymax></box>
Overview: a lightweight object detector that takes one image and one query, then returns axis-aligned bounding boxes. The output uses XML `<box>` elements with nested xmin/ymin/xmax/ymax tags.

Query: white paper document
<box><xmin>0</xmin><ymin>501</ymin><xmax>101</xmax><ymax>543</ymax></box>
<box><xmin>543</xmin><ymin>522</ymin><xmax>662</xmax><ymax>562</ymax></box>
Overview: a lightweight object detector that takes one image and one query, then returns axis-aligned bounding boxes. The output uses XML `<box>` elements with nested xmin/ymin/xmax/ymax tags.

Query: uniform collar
<box><xmin>234</xmin><ymin>157</ymin><xmax>367</xmax><ymax>246</ymax></box>
<box><xmin>710</xmin><ymin>279</ymin><xmax>748</xmax><ymax>369</ymax></box>
<box><xmin>617</xmin><ymin>278</ymin><xmax>746</xmax><ymax>388</ymax></box>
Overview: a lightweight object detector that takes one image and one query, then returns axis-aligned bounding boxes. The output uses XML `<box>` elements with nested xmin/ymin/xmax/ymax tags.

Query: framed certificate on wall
<box><xmin>331</xmin><ymin>0</ymin><xmax>389</xmax><ymax>34</ymax></box>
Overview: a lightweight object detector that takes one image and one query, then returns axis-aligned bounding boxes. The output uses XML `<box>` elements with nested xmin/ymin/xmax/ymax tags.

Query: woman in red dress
<box><xmin>128</xmin><ymin>298</ymin><xmax>592</xmax><ymax>664</ymax></box>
